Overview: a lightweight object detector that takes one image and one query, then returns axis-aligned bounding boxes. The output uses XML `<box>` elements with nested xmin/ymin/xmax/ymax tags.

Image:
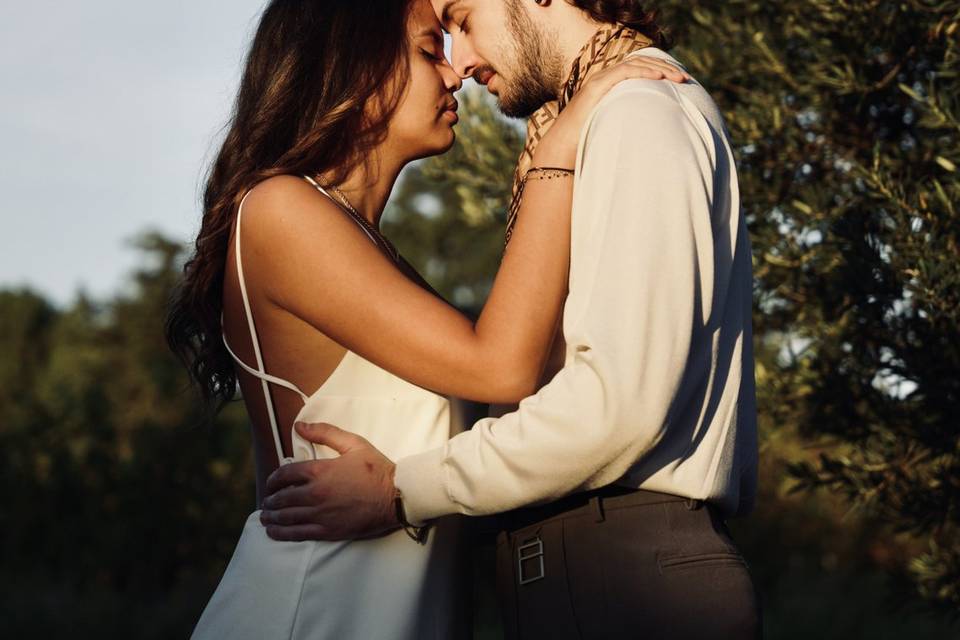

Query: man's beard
<box><xmin>492</xmin><ymin>1</ymin><xmax>564</xmax><ymax>118</ymax></box>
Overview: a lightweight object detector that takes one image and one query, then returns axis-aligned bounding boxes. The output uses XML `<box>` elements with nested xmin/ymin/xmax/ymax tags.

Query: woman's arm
<box><xmin>246</xmin><ymin>61</ymin><xmax>688</xmax><ymax>404</ymax></box>
<box><xmin>244</xmin><ymin>169</ymin><xmax>570</xmax><ymax>404</ymax></box>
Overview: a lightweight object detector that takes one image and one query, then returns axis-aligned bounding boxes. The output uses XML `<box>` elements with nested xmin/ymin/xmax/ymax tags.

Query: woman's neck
<box><xmin>329</xmin><ymin>146</ymin><xmax>405</xmax><ymax>229</ymax></box>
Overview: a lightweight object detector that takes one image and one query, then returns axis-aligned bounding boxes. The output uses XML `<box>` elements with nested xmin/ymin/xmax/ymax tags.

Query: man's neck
<box><xmin>553</xmin><ymin>14</ymin><xmax>610</xmax><ymax>90</ymax></box>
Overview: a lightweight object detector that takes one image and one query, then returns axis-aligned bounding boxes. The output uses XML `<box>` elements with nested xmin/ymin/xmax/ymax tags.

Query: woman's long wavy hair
<box><xmin>567</xmin><ymin>0</ymin><xmax>673</xmax><ymax>50</ymax></box>
<box><xmin>166</xmin><ymin>0</ymin><xmax>413</xmax><ymax>413</ymax></box>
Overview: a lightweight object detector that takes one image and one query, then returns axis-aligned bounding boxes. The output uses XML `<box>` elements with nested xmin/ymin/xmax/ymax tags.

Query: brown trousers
<box><xmin>495</xmin><ymin>488</ymin><xmax>763</xmax><ymax>639</ymax></box>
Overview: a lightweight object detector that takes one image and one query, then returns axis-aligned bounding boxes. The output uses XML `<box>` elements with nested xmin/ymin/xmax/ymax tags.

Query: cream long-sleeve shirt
<box><xmin>395</xmin><ymin>49</ymin><xmax>758</xmax><ymax>525</ymax></box>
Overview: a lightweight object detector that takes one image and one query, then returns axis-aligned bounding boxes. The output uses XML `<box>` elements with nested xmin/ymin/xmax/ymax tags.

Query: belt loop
<box><xmin>591</xmin><ymin>495</ymin><xmax>605</xmax><ymax>523</ymax></box>
<box><xmin>685</xmin><ymin>498</ymin><xmax>703</xmax><ymax>510</ymax></box>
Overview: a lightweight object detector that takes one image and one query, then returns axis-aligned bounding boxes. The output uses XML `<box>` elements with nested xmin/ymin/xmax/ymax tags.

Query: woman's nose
<box><xmin>442</xmin><ymin>63</ymin><xmax>463</xmax><ymax>92</ymax></box>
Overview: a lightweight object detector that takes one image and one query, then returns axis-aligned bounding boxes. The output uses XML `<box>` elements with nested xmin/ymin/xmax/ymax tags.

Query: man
<box><xmin>261</xmin><ymin>1</ymin><xmax>761</xmax><ymax>637</ymax></box>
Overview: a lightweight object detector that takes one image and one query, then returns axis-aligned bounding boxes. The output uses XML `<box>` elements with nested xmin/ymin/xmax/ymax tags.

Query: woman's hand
<box><xmin>534</xmin><ymin>56</ymin><xmax>690</xmax><ymax>169</ymax></box>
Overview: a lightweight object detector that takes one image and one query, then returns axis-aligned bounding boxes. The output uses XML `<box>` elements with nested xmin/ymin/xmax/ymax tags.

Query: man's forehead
<box><xmin>431</xmin><ymin>0</ymin><xmax>464</xmax><ymax>24</ymax></box>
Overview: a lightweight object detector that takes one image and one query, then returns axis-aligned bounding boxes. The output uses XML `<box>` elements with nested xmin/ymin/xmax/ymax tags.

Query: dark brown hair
<box><xmin>165</xmin><ymin>0</ymin><xmax>413</xmax><ymax>412</ymax></box>
<box><xmin>567</xmin><ymin>1</ymin><xmax>673</xmax><ymax>50</ymax></box>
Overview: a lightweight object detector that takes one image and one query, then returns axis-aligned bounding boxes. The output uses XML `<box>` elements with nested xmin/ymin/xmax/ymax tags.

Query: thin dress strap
<box><xmin>221</xmin><ymin>190</ymin><xmax>309</xmax><ymax>466</ymax></box>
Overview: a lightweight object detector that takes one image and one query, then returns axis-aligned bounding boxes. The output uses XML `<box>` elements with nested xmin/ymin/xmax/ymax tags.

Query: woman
<box><xmin>166</xmin><ymin>0</ymin><xmax>686</xmax><ymax>637</ymax></box>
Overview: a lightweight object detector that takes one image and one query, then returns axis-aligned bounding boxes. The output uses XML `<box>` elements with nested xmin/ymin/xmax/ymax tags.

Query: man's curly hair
<box><xmin>566</xmin><ymin>1</ymin><xmax>673</xmax><ymax>49</ymax></box>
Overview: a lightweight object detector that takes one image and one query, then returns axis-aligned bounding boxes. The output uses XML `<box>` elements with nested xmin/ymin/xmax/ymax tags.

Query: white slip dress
<box><xmin>191</xmin><ymin>179</ymin><xmax>467</xmax><ymax>640</ymax></box>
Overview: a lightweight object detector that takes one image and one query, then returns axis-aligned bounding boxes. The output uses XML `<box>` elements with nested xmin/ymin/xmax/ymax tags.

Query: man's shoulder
<box><xmin>584</xmin><ymin>80</ymin><xmax>698</xmax><ymax>147</ymax></box>
<box><xmin>626</xmin><ymin>46</ymin><xmax>686</xmax><ymax>67</ymax></box>
<box><xmin>601</xmin><ymin>51</ymin><xmax>716</xmax><ymax>115</ymax></box>
<box><xmin>596</xmin><ymin>77</ymin><xmax>683</xmax><ymax>115</ymax></box>
<box><xmin>584</xmin><ymin>55</ymin><xmax>729</xmax><ymax>156</ymax></box>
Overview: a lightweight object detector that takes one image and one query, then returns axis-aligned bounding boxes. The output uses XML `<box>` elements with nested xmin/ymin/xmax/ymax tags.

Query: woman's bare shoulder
<box><xmin>242</xmin><ymin>174</ymin><xmax>338</xmax><ymax>227</ymax></box>
<box><xmin>235</xmin><ymin>174</ymin><xmax>391</xmax><ymax>308</ymax></box>
<box><xmin>238</xmin><ymin>174</ymin><xmax>365</xmax><ymax>255</ymax></box>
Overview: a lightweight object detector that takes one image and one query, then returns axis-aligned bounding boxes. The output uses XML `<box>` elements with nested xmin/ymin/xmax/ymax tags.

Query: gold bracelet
<box><xmin>523</xmin><ymin>166</ymin><xmax>575</xmax><ymax>184</ymax></box>
<box><xmin>394</xmin><ymin>488</ymin><xmax>429</xmax><ymax>544</ymax></box>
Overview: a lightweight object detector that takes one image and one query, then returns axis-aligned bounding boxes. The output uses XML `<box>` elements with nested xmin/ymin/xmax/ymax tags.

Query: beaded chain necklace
<box><xmin>303</xmin><ymin>175</ymin><xmax>401</xmax><ymax>265</ymax></box>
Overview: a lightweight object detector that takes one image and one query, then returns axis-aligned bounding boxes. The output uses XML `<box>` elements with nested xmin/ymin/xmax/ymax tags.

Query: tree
<box><xmin>0</xmin><ymin>234</ymin><xmax>256</xmax><ymax>638</ymax></box>
<box><xmin>651</xmin><ymin>0</ymin><xmax>958</xmax><ymax>613</ymax></box>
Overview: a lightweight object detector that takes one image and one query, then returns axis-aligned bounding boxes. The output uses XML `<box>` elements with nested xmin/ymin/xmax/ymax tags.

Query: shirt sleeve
<box><xmin>394</xmin><ymin>82</ymin><xmax>719</xmax><ymax>525</ymax></box>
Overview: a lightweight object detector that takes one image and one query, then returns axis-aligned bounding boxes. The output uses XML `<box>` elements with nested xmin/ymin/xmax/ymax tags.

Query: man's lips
<box><xmin>474</xmin><ymin>68</ymin><xmax>495</xmax><ymax>85</ymax></box>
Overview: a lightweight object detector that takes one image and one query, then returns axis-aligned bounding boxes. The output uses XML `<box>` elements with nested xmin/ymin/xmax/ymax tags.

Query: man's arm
<box><xmin>396</xmin><ymin>82</ymin><xmax>718</xmax><ymax>524</ymax></box>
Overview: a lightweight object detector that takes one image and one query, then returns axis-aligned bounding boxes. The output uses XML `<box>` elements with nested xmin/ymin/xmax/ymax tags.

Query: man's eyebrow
<box><xmin>439</xmin><ymin>0</ymin><xmax>463</xmax><ymax>27</ymax></box>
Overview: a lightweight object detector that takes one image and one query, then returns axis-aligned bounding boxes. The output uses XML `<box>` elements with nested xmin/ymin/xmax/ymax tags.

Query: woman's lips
<box><xmin>442</xmin><ymin>109</ymin><xmax>459</xmax><ymax>125</ymax></box>
<box><xmin>441</xmin><ymin>98</ymin><xmax>459</xmax><ymax>124</ymax></box>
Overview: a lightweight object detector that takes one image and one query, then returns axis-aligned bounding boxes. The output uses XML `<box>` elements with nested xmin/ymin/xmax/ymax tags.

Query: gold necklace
<box><xmin>328</xmin><ymin>186</ymin><xmax>364</xmax><ymax>222</ymax></box>
<box><xmin>310</xmin><ymin>178</ymin><xmax>401</xmax><ymax>265</ymax></box>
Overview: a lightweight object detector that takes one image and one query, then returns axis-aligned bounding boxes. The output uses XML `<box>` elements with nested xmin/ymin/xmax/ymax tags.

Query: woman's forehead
<box><xmin>409</xmin><ymin>0</ymin><xmax>443</xmax><ymax>31</ymax></box>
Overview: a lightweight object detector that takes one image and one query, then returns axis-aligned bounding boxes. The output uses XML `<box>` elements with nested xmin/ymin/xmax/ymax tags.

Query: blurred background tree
<box><xmin>0</xmin><ymin>237</ymin><xmax>257</xmax><ymax>638</ymax></box>
<box><xmin>653</xmin><ymin>0</ymin><xmax>960</xmax><ymax>619</ymax></box>
<box><xmin>1</xmin><ymin>1</ymin><xmax>957</xmax><ymax>638</ymax></box>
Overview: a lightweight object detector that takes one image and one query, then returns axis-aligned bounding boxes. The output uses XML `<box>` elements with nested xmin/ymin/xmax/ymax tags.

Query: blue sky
<box><xmin>1</xmin><ymin>2</ymin><xmax>465</xmax><ymax>306</ymax></box>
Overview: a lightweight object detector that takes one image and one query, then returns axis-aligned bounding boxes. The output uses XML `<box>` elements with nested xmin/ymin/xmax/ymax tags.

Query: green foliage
<box><xmin>651</xmin><ymin>0</ymin><xmax>959</xmax><ymax>613</ymax></box>
<box><xmin>0</xmin><ymin>235</ymin><xmax>255</xmax><ymax>636</ymax></box>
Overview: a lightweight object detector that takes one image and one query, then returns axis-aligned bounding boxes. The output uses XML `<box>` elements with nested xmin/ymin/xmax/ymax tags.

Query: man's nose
<box><xmin>450</xmin><ymin>34</ymin><xmax>482</xmax><ymax>80</ymax></box>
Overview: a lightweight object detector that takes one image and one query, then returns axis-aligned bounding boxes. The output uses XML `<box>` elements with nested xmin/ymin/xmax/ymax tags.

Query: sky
<box><xmin>0</xmin><ymin>1</ymin><xmax>462</xmax><ymax>306</ymax></box>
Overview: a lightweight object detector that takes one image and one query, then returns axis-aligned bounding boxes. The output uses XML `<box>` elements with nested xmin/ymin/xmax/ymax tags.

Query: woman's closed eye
<box><xmin>420</xmin><ymin>48</ymin><xmax>443</xmax><ymax>63</ymax></box>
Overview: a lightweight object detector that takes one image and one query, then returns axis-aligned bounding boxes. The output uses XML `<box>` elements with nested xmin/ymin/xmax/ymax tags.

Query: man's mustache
<box><xmin>472</xmin><ymin>65</ymin><xmax>497</xmax><ymax>85</ymax></box>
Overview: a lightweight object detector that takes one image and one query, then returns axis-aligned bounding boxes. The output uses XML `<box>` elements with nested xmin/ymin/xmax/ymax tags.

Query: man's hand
<box><xmin>260</xmin><ymin>422</ymin><xmax>400</xmax><ymax>541</ymax></box>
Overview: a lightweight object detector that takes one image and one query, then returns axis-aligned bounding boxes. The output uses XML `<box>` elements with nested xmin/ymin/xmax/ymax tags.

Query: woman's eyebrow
<box><xmin>415</xmin><ymin>27</ymin><xmax>444</xmax><ymax>46</ymax></box>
